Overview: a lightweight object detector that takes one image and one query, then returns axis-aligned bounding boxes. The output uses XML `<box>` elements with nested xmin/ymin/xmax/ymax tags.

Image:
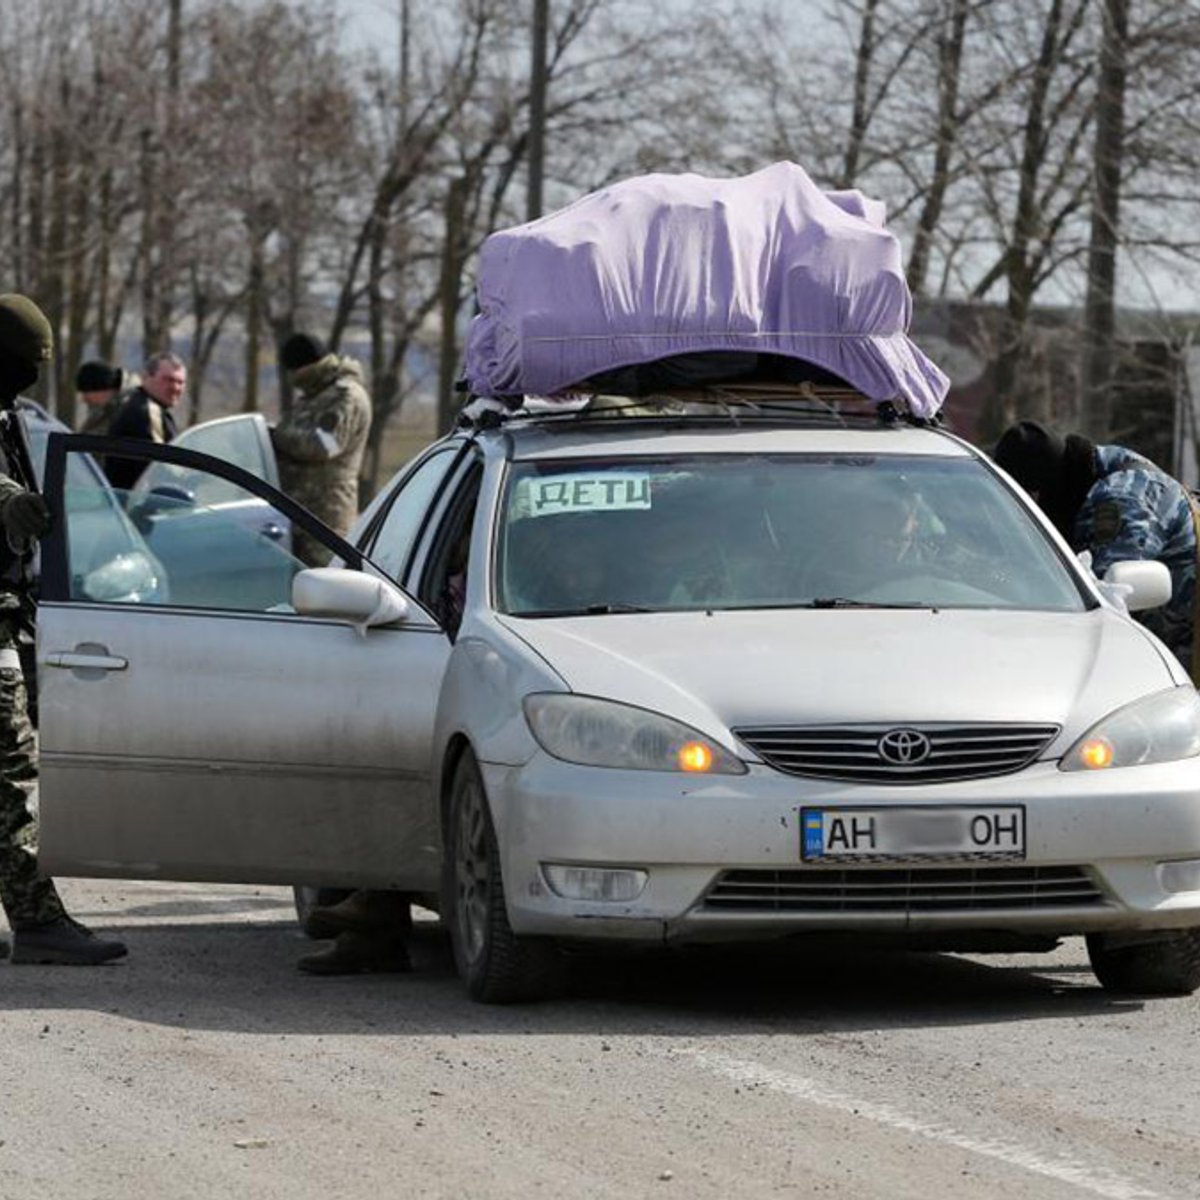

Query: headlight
<box><xmin>1060</xmin><ymin>687</ymin><xmax>1200</xmax><ymax>771</ymax></box>
<box><xmin>523</xmin><ymin>693</ymin><xmax>747</xmax><ymax>774</ymax></box>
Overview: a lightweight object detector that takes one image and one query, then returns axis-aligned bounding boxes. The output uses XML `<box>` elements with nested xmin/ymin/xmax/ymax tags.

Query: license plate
<box><xmin>801</xmin><ymin>806</ymin><xmax>1026</xmax><ymax>862</ymax></box>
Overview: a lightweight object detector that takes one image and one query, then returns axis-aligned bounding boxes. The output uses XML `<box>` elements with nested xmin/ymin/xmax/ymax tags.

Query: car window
<box><xmin>137</xmin><ymin>415</ymin><xmax>274</xmax><ymax>504</ymax></box>
<box><xmin>418</xmin><ymin>465</ymin><xmax>481</xmax><ymax>636</ymax></box>
<box><xmin>22</xmin><ymin>411</ymin><xmax>169</xmax><ymax>604</ymax></box>
<box><xmin>60</xmin><ymin>445</ymin><xmax>306</xmax><ymax>612</ymax></box>
<box><xmin>365</xmin><ymin>447</ymin><xmax>460</xmax><ymax>583</ymax></box>
<box><xmin>497</xmin><ymin>453</ymin><xmax>1087</xmax><ymax>615</ymax></box>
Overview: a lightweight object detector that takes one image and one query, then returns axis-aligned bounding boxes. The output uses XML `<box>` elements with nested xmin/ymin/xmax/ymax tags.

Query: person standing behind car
<box><xmin>271</xmin><ymin>334</ymin><xmax>404</xmax><ymax>977</ymax></box>
<box><xmin>104</xmin><ymin>351</ymin><xmax>185</xmax><ymax>492</ymax></box>
<box><xmin>0</xmin><ymin>295</ymin><xmax>127</xmax><ymax>965</ymax></box>
<box><xmin>271</xmin><ymin>332</ymin><xmax>371</xmax><ymax>567</ymax></box>
<box><xmin>74</xmin><ymin>358</ymin><xmax>136</xmax><ymax>436</ymax></box>
<box><xmin>993</xmin><ymin>419</ymin><xmax>1197</xmax><ymax>674</ymax></box>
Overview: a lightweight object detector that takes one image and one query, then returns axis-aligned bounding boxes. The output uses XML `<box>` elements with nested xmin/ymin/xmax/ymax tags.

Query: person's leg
<box><xmin>0</xmin><ymin>662</ymin><xmax>67</xmax><ymax>928</ymax></box>
<box><xmin>0</xmin><ymin>660</ymin><xmax>126</xmax><ymax>965</ymax></box>
<box><xmin>297</xmin><ymin>890</ymin><xmax>414</xmax><ymax>975</ymax></box>
<box><xmin>302</xmin><ymin>889</ymin><xmax>414</xmax><ymax>939</ymax></box>
<box><xmin>296</xmin><ymin>929</ymin><xmax>412</xmax><ymax>976</ymax></box>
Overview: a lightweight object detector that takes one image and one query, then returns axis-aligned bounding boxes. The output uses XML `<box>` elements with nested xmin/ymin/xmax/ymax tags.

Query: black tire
<box><xmin>1087</xmin><ymin>929</ymin><xmax>1200</xmax><ymax>996</ymax></box>
<box><xmin>443</xmin><ymin>750</ymin><xmax>560</xmax><ymax>1003</ymax></box>
<box><xmin>292</xmin><ymin>886</ymin><xmax>353</xmax><ymax>936</ymax></box>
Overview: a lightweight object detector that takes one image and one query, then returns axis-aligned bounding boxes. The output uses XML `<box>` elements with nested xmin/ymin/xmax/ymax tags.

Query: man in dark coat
<box><xmin>105</xmin><ymin>351</ymin><xmax>186</xmax><ymax>491</ymax></box>
<box><xmin>0</xmin><ymin>295</ymin><xmax>127</xmax><ymax>964</ymax></box>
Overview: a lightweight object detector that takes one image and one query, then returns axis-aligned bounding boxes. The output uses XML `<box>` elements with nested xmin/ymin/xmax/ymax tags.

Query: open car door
<box><xmin>34</xmin><ymin>432</ymin><xmax>448</xmax><ymax>892</ymax></box>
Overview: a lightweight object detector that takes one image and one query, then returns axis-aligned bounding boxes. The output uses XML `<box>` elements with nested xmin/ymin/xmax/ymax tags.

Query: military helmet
<box><xmin>0</xmin><ymin>294</ymin><xmax>53</xmax><ymax>365</ymax></box>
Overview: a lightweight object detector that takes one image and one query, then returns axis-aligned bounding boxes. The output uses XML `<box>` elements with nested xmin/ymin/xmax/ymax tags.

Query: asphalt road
<box><xmin>0</xmin><ymin>878</ymin><xmax>1196</xmax><ymax>1200</ymax></box>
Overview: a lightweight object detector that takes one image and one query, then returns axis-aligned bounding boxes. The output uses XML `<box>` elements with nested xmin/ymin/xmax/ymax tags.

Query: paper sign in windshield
<box><xmin>527</xmin><ymin>472</ymin><xmax>651</xmax><ymax>517</ymax></box>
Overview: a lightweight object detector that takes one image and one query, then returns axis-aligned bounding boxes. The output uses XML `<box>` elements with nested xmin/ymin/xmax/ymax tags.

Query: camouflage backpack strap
<box><xmin>1184</xmin><ymin>489</ymin><xmax>1200</xmax><ymax>685</ymax></box>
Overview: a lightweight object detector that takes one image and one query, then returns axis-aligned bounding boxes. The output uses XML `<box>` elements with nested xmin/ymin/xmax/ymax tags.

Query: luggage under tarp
<box><xmin>462</xmin><ymin>161</ymin><xmax>949</xmax><ymax>417</ymax></box>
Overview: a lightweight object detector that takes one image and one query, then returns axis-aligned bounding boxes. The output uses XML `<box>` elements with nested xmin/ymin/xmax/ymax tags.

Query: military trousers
<box><xmin>0</xmin><ymin>621</ymin><xmax>65</xmax><ymax>929</ymax></box>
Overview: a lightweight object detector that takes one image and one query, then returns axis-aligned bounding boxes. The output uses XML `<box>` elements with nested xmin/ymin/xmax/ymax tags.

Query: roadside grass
<box><xmin>362</xmin><ymin>421</ymin><xmax>438</xmax><ymax>505</ymax></box>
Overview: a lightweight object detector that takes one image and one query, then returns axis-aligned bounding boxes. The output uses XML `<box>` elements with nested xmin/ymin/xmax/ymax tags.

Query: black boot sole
<box><xmin>10</xmin><ymin>945</ymin><xmax>128</xmax><ymax>966</ymax></box>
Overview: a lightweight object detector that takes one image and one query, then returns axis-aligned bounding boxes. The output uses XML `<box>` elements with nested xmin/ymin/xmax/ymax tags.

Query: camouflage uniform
<box><xmin>273</xmin><ymin>355</ymin><xmax>371</xmax><ymax>567</ymax></box>
<box><xmin>1073</xmin><ymin>445</ymin><xmax>1196</xmax><ymax>666</ymax></box>
<box><xmin>0</xmin><ymin>470</ymin><xmax>65</xmax><ymax>930</ymax></box>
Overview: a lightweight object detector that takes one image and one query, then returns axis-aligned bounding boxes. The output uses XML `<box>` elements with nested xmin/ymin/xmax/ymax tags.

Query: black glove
<box><xmin>3</xmin><ymin>491</ymin><xmax>51</xmax><ymax>541</ymax></box>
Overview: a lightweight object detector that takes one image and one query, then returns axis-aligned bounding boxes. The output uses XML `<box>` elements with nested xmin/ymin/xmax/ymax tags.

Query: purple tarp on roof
<box><xmin>463</xmin><ymin>162</ymin><xmax>949</xmax><ymax>417</ymax></box>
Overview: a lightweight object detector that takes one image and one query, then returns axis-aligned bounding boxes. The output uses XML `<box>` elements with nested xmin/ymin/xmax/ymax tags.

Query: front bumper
<box><xmin>481</xmin><ymin>754</ymin><xmax>1200</xmax><ymax>944</ymax></box>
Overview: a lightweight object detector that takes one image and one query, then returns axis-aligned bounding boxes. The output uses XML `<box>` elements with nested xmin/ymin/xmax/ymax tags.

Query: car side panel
<box><xmin>37</xmin><ymin>601</ymin><xmax>449</xmax><ymax>889</ymax></box>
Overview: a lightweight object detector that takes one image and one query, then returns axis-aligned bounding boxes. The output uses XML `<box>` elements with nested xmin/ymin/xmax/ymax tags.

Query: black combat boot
<box><xmin>297</xmin><ymin>930</ymin><xmax>412</xmax><ymax>976</ymax></box>
<box><xmin>11</xmin><ymin>916</ymin><xmax>127</xmax><ymax>965</ymax></box>
<box><xmin>303</xmin><ymin>890</ymin><xmax>414</xmax><ymax>940</ymax></box>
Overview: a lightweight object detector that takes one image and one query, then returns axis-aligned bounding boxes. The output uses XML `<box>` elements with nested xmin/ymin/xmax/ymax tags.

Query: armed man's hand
<box><xmin>1</xmin><ymin>490</ymin><xmax>51</xmax><ymax>541</ymax></box>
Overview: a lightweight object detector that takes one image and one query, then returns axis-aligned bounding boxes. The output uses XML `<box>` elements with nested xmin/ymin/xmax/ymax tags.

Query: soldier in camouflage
<box><xmin>0</xmin><ymin>296</ymin><xmax>126</xmax><ymax>964</ymax></box>
<box><xmin>994</xmin><ymin>419</ymin><xmax>1196</xmax><ymax>671</ymax></box>
<box><xmin>272</xmin><ymin>333</ymin><xmax>372</xmax><ymax>567</ymax></box>
<box><xmin>272</xmin><ymin>334</ymin><xmax>415</xmax><ymax>976</ymax></box>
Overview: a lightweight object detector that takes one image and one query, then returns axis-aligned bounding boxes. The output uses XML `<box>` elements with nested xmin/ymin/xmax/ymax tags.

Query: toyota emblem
<box><xmin>877</xmin><ymin>728</ymin><xmax>931</xmax><ymax>765</ymax></box>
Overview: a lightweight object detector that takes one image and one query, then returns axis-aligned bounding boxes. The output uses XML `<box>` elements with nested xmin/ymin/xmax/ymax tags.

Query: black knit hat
<box><xmin>992</xmin><ymin>420</ymin><xmax>1066</xmax><ymax>493</ymax></box>
<box><xmin>75</xmin><ymin>359</ymin><xmax>122</xmax><ymax>392</ymax></box>
<box><xmin>994</xmin><ymin>419</ymin><xmax>1098</xmax><ymax>538</ymax></box>
<box><xmin>280</xmin><ymin>332</ymin><xmax>326</xmax><ymax>372</ymax></box>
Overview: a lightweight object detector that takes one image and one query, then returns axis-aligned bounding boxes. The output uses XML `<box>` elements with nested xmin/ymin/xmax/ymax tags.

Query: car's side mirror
<box><xmin>292</xmin><ymin>567</ymin><xmax>409</xmax><ymax>631</ymax></box>
<box><xmin>127</xmin><ymin>484</ymin><xmax>196</xmax><ymax>533</ymax></box>
<box><xmin>1103</xmin><ymin>560</ymin><xmax>1172</xmax><ymax>612</ymax></box>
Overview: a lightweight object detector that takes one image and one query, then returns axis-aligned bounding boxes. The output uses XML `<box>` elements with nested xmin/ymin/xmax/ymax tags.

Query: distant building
<box><xmin>912</xmin><ymin>299</ymin><xmax>1199</xmax><ymax>486</ymax></box>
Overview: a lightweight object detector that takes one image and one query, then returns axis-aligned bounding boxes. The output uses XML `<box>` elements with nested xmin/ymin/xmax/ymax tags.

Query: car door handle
<box><xmin>46</xmin><ymin>650</ymin><xmax>128</xmax><ymax>672</ymax></box>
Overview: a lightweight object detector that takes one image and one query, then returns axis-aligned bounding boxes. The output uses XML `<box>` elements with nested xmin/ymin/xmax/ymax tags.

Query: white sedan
<box><xmin>34</xmin><ymin>399</ymin><xmax>1200</xmax><ymax>1002</ymax></box>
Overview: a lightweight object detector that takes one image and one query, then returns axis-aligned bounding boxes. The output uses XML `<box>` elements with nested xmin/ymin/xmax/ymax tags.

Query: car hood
<box><xmin>498</xmin><ymin>607</ymin><xmax>1177</xmax><ymax>749</ymax></box>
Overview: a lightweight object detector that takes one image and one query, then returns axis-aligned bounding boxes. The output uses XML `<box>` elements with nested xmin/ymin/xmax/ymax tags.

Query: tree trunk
<box><xmin>527</xmin><ymin>0</ymin><xmax>549</xmax><ymax>220</ymax></box>
<box><xmin>44</xmin><ymin>79</ymin><xmax>71</xmax><ymax>420</ymax></box>
<box><xmin>139</xmin><ymin>127</ymin><xmax>161</xmax><ymax>354</ymax></box>
<box><xmin>154</xmin><ymin>0</ymin><xmax>182</xmax><ymax>349</ymax></box>
<box><xmin>437</xmin><ymin>177</ymin><xmax>468</xmax><ymax>435</ymax></box>
<box><xmin>906</xmin><ymin>0</ymin><xmax>969</xmax><ymax>297</ymax></box>
<box><xmin>64</xmin><ymin>171</ymin><xmax>92</xmax><ymax>427</ymax></box>
<box><xmin>96</xmin><ymin>168</ymin><xmax>114</xmax><ymax>360</ymax></box>
<box><xmin>1080</xmin><ymin>0</ymin><xmax>1129</xmax><ymax>442</ymax></box>
<box><xmin>243</xmin><ymin>236</ymin><xmax>265</xmax><ymax>413</ymax></box>
<box><xmin>976</xmin><ymin>0</ymin><xmax>1068</xmax><ymax>441</ymax></box>
<box><xmin>840</xmin><ymin>0</ymin><xmax>880</xmax><ymax>188</ymax></box>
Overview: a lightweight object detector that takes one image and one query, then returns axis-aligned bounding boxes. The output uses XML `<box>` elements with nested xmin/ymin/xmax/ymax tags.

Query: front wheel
<box><xmin>443</xmin><ymin>750</ymin><xmax>560</xmax><ymax>1003</ymax></box>
<box><xmin>1087</xmin><ymin>929</ymin><xmax>1200</xmax><ymax>996</ymax></box>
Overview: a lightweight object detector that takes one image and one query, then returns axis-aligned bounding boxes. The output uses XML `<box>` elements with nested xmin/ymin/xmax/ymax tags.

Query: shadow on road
<box><xmin>0</xmin><ymin>901</ymin><xmax>1147</xmax><ymax>1036</ymax></box>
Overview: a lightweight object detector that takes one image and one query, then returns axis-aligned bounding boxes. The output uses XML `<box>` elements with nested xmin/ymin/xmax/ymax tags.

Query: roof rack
<box><xmin>457</xmin><ymin>381</ymin><xmax>940</xmax><ymax>432</ymax></box>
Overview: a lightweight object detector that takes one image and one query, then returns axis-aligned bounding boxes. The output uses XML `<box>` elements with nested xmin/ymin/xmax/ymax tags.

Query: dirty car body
<box><xmin>33</xmin><ymin>407</ymin><xmax>1200</xmax><ymax>1001</ymax></box>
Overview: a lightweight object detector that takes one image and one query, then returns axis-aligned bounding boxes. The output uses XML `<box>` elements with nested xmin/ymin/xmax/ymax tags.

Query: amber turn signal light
<box><xmin>678</xmin><ymin>741</ymin><xmax>714</xmax><ymax>772</ymax></box>
<box><xmin>1078</xmin><ymin>738</ymin><xmax>1115</xmax><ymax>769</ymax></box>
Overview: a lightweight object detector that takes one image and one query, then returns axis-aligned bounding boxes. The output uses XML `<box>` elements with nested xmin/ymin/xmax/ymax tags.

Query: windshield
<box><xmin>496</xmin><ymin>454</ymin><xmax>1087</xmax><ymax>616</ymax></box>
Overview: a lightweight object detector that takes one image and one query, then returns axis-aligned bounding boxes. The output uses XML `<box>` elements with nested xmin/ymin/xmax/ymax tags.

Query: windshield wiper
<box><xmin>514</xmin><ymin>602</ymin><xmax>661</xmax><ymax>618</ymax></box>
<box><xmin>806</xmin><ymin>597</ymin><xmax>939</xmax><ymax>610</ymax></box>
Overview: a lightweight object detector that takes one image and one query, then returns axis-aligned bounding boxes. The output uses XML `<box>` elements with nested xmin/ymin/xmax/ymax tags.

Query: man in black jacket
<box><xmin>105</xmin><ymin>351</ymin><xmax>186</xmax><ymax>491</ymax></box>
<box><xmin>0</xmin><ymin>295</ymin><xmax>127</xmax><ymax>964</ymax></box>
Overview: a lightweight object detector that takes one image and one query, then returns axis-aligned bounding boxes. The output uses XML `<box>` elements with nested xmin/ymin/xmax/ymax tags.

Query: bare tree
<box><xmin>1080</xmin><ymin>0</ymin><xmax>1129</xmax><ymax>439</ymax></box>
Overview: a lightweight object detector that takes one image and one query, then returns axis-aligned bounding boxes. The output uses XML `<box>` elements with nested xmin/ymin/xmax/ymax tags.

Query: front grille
<box><xmin>735</xmin><ymin>723</ymin><xmax>1060</xmax><ymax>784</ymax></box>
<box><xmin>703</xmin><ymin>866</ymin><xmax>1107</xmax><ymax>912</ymax></box>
